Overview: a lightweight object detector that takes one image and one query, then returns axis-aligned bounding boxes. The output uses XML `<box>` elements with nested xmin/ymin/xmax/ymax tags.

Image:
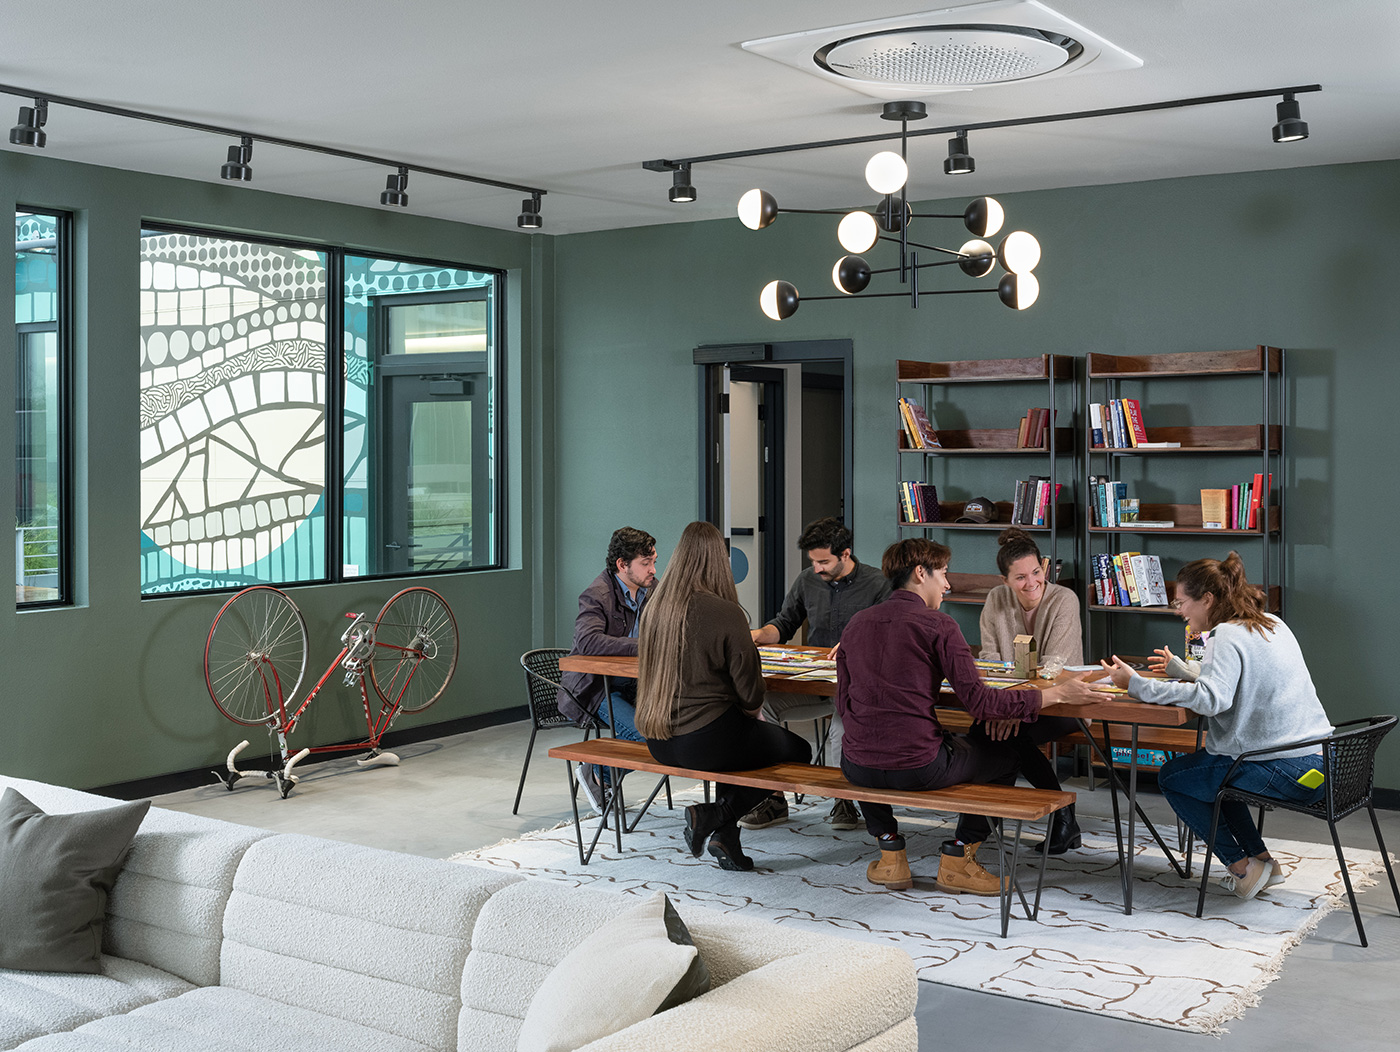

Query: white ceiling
<box><xmin>3</xmin><ymin>0</ymin><xmax>1398</xmax><ymax>235</ymax></box>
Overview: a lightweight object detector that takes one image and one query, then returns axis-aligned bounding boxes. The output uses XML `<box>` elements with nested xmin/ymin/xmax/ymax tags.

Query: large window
<box><xmin>15</xmin><ymin>211</ymin><xmax>70</xmax><ymax>607</ymax></box>
<box><xmin>139</xmin><ymin>230</ymin><xmax>501</xmax><ymax>595</ymax></box>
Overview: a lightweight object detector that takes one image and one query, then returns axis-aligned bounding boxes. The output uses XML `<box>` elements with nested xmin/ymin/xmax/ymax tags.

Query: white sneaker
<box><xmin>576</xmin><ymin>764</ymin><xmax>607</xmax><ymax>815</ymax></box>
<box><xmin>1219</xmin><ymin>857</ymin><xmax>1270</xmax><ymax>900</ymax></box>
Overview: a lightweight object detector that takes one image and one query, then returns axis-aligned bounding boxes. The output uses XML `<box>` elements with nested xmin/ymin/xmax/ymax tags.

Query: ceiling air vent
<box><xmin>742</xmin><ymin>1</ymin><xmax>1142</xmax><ymax>99</ymax></box>
<box><xmin>815</xmin><ymin>25</ymin><xmax>1082</xmax><ymax>88</ymax></box>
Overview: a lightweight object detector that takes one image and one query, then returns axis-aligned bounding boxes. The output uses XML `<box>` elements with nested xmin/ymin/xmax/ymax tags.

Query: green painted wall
<box><xmin>4</xmin><ymin>148</ymin><xmax>1398</xmax><ymax>790</ymax></box>
<box><xmin>552</xmin><ymin>159</ymin><xmax>1400</xmax><ymax>784</ymax></box>
<box><xmin>0</xmin><ymin>151</ymin><xmax>554</xmax><ymax>789</ymax></box>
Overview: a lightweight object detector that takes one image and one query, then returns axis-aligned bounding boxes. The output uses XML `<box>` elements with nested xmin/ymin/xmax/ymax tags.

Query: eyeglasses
<box><xmin>1169</xmin><ymin>598</ymin><xmax>1185</xmax><ymax>610</ymax></box>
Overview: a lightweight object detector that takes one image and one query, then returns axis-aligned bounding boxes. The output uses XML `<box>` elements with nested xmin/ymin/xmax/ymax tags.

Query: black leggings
<box><xmin>647</xmin><ymin>706</ymin><xmax>812</xmax><ymax>826</ymax></box>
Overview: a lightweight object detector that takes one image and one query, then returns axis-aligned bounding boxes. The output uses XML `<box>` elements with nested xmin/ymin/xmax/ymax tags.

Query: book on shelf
<box><xmin>1122</xmin><ymin>398</ymin><xmax>1149</xmax><ymax>446</ymax></box>
<box><xmin>1201</xmin><ymin>488</ymin><xmax>1228</xmax><ymax>529</ymax></box>
<box><xmin>1248</xmin><ymin>471</ymin><xmax>1264</xmax><ymax>529</ymax></box>
<box><xmin>906</xmin><ymin>400</ymin><xmax>941</xmax><ymax>448</ymax></box>
<box><xmin>1015</xmin><ymin>407</ymin><xmax>1054</xmax><ymax>448</ymax></box>
<box><xmin>1134</xmin><ymin>520</ymin><xmax>1176</xmax><ymax>528</ymax></box>
<box><xmin>1130</xmin><ymin>554</ymin><xmax>1171</xmax><ymax>606</ymax></box>
<box><xmin>899</xmin><ymin>481</ymin><xmax>940</xmax><ymax>523</ymax></box>
<box><xmin>1134</xmin><ymin>441</ymin><xmax>1181</xmax><ymax>448</ymax></box>
<box><xmin>1119</xmin><ymin>550</ymin><xmax>1143</xmax><ymax>604</ymax></box>
<box><xmin>1110</xmin><ymin>554</ymin><xmax>1132</xmax><ymax>605</ymax></box>
<box><xmin>1089</xmin><ymin>403</ymin><xmax>1106</xmax><ymax>448</ymax></box>
<box><xmin>1118</xmin><ymin>497</ymin><xmax>1139</xmax><ymax>523</ymax></box>
<box><xmin>897</xmin><ymin>397</ymin><xmax>940</xmax><ymax>449</ymax></box>
<box><xmin>1015</xmin><ymin>414</ymin><xmax>1030</xmax><ymax>448</ymax></box>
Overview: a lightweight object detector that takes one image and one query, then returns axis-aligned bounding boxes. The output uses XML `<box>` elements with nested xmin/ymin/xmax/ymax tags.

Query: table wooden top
<box><xmin>557</xmin><ymin>648</ymin><xmax>1190</xmax><ymax>725</ymax></box>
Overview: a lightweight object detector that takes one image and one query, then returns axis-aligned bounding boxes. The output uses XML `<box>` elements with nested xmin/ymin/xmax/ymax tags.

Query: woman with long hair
<box><xmin>977</xmin><ymin>527</ymin><xmax>1085</xmax><ymax>853</ymax></box>
<box><xmin>1101</xmin><ymin>552</ymin><xmax>1332</xmax><ymax>901</ymax></box>
<box><xmin>637</xmin><ymin>521</ymin><xmax>811</xmax><ymax>871</ymax></box>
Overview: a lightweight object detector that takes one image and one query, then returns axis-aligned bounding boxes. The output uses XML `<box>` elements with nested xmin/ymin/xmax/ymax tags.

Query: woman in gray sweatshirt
<box><xmin>1101</xmin><ymin>552</ymin><xmax>1332</xmax><ymax>902</ymax></box>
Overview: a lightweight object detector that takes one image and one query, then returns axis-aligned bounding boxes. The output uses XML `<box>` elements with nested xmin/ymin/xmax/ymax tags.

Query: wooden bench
<box><xmin>548</xmin><ymin>737</ymin><xmax>1075</xmax><ymax>936</ymax></box>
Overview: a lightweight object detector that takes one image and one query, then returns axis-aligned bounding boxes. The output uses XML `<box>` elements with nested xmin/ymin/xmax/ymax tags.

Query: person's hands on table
<box><xmin>1037</xmin><ymin>672</ymin><xmax>1114</xmax><ymax>709</ymax></box>
<box><xmin>1099</xmin><ymin>655</ymin><xmax>1136</xmax><ymax>690</ymax></box>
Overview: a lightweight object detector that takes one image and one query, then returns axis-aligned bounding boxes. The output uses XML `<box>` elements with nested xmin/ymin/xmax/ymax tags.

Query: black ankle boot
<box><xmin>684</xmin><ymin>803</ymin><xmax>725</xmax><ymax>857</ymax></box>
<box><xmin>707</xmin><ymin>824</ymin><xmax>754</xmax><ymax>871</ymax></box>
<box><xmin>1032</xmin><ymin>803</ymin><xmax>1082</xmax><ymax>855</ymax></box>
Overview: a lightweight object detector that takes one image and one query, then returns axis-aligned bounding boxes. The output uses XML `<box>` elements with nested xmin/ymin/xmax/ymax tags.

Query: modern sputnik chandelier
<box><xmin>645</xmin><ymin>84</ymin><xmax>1319</xmax><ymax>320</ymax></box>
<box><xmin>740</xmin><ymin>100</ymin><xmax>1040</xmax><ymax>320</ymax></box>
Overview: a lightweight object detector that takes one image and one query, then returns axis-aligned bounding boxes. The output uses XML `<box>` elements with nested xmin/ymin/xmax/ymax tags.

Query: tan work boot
<box><xmin>935</xmin><ymin>840</ymin><xmax>1009</xmax><ymax>896</ymax></box>
<box><xmin>866</xmin><ymin>839</ymin><xmax>913</xmax><ymax>890</ymax></box>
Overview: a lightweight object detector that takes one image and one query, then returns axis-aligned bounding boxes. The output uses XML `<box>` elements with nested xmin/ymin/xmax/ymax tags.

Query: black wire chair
<box><xmin>515</xmin><ymin>648</ymin><xmax>596</xmax><ymax>814</ymax></box>
<box><xmin>1194</xmin><ymin>715</ymin><xmax>1400</xmax><ymax>946</ymax></box>
<box><xmin>515</xmin><ymin>648</ymin><xmax>672</xmax><ymax>827</ymax></box>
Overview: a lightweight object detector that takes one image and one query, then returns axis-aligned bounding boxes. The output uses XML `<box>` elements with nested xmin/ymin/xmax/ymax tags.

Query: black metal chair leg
<box><xmin>513</xmin><ymin>724</ymin><xmax>539</xmax><ymax>814</ymax></box>
<box><xmin>1325</xmin><ymin>819</ymin><xmax>1368</xmax><ymax>946</ymax></box>
<box><xmin>1366</xmin><ymin>804</ymin><xmax>1400</xmax><ymax>912</ymax></box>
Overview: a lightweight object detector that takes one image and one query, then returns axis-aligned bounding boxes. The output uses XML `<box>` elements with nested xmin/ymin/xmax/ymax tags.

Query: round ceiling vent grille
<box><xmin>815</xmin><ymin>24</ymin><xmax>1083</xmax><ymax>87</ymax></box>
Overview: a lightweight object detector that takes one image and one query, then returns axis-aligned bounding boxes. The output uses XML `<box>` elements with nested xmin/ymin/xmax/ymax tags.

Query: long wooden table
<box><xmin>556</xmin><ymin>649</ymin><xmax>1192</xmax><ymax>914</ymax></box>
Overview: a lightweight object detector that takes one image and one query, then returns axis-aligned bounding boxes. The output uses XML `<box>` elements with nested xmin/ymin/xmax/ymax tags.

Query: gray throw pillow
<box><xmin>0</xmin><ymin>787</ymin><xmax>151</xmax><ymax>973</ymax></box>
<box><xmin>516</xmin><ymin>891</ymin><xmax>711</xmax><ymax>1052</ymax></box>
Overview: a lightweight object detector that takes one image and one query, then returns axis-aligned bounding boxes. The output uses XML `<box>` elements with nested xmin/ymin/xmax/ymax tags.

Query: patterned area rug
<box><xmin>453</xmin><ymin>790</ymin><xmax>1385</xmax><ymax>1033</ymax></box>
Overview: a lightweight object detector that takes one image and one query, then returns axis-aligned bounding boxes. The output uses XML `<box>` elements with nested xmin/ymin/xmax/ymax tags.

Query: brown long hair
<box><xmin>636</xmin><ymin>521</ymin><xmax>740</xmax><ymax>739</ymax></box>
<box><xmin>1177</xmin><ymin>551</ymin><xmax>1276</xmax><ymax>635</ymax></box>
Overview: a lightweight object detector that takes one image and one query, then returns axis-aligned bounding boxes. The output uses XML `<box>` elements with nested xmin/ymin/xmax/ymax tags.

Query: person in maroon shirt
<box><xmin>835</xmin><ymin>537</ymin><xmax>1110</xmax><ymax>895</ymax></box>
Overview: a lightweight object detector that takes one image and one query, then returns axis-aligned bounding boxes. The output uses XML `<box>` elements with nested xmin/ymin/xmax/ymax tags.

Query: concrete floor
<box><xmin>156</xmin><ymin>721</ymin><xmax>1400</xmax><ymax>1050</ymax></box>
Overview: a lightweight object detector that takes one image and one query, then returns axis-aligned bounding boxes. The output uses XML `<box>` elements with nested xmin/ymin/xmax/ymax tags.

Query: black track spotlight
<box><xmin>669</xmin><ymin>163</ymin><xmax>697</xmax><ymax>203</ymax></box>
<box><xmin>517</xmin><ymin>192</ymin><xmax>543</xmax><ymax>229</ymax></box>
<box><xmin>380</xmin><ymin>166</ymin><xmax>409</xmax><ymax>207</ymax></box>
<box><xmin>220</xmin><ymin>136</ymin><xmax>253</xmax><ymax>181</ymax></box>
<box><xmin>9</xmin><ymin>98</ymin><xmax>48</xmax><ymax>148</ymax></box>
<box><xmin>944</xmin><ymin>131</ymin><xmax>975</xmax><ymax>176</ymax></box>
<box><xmin>1272</xmin><ymin>93</ymin><xmax>1309</xmax><ymax>143</ymax></box>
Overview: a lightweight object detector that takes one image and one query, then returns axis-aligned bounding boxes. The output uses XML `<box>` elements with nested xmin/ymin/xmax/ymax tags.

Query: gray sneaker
<box><xmin>738</xmin><ymin>793</ymin><xmax>789</xmax><ymax>830</ymax></box>
<box><xmin>576</xmin><ymin>763</ymin><xmax>607</xmax><ymax>815</ymax></box>
<box><xmin>1219</xmin><ymin>857</ymin><xmax>1270</xmax><ymax>900</ymax></box>
<box><xmin>828</xmin><ymin>798</ymin><xmax>861</xmax><ymax>830</ymax></box>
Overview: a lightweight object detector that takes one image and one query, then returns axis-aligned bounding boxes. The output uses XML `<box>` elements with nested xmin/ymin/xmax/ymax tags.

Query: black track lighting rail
<box><xmin>0</xmin><ymin>81</ymin><xmax>547</xmax><ymax>198</ymax></box>
<box><xmin>644</xmin><ymin>84</ymin><xmax>1322</xmax><ymax>171</ymax></box>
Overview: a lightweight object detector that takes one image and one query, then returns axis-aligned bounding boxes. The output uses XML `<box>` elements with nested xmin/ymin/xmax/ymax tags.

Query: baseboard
<box><xmin>90</xmin><ymin>705</ymin><xmax>529</xmax><ymax>801</ymax></box>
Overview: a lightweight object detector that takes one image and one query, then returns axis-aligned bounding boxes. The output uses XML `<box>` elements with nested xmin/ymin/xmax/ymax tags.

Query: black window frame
<box><xmin>137</xmin><ymin>223</ymin><xmax>507</xmax><ymax>598</ymax></box>
<box><xmin>15</xmin><ymin>208</ymin><xmax>74</xmax><ymax>610</ymax></box>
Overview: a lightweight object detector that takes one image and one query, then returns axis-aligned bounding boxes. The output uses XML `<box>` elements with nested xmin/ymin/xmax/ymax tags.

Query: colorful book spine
<box><xmin>1123</xmin><ymin>398</ymin><xmax>1148</xmax><ymax>446</ymax></box>
<box><xmin>1089</xmin><ymin>402</ymin><xmax>1105</xmax><ymax>448</ymax></box>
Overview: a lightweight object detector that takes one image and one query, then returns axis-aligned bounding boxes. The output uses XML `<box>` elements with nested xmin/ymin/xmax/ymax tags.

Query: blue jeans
<box><xmin>1158</xmin><ymin>750</ymin><xmax>1326</xmax><ymax>867</ymax></box>
<box><xmin>593</xmin><ymin>690</ymin><xmax>643</xmax><ymax>785</ymax></box>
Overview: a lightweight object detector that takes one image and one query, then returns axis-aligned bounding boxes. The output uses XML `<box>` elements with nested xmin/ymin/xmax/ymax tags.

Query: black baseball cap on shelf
<box><xmin>956</xmin><ymin>496</ymin><xmax>998</xmax><ymax>523</ymax></box>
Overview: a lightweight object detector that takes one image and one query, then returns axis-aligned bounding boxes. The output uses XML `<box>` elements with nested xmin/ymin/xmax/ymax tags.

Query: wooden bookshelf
<box><xmin>1084</xmin><ymin>347</ymin><xmax>1285</xmax><ymax>652</ymax></box>
<box><xmin>896</xmin><ymin>354</ymin><xmax>1076</xmax><ymax>609</ymax></box>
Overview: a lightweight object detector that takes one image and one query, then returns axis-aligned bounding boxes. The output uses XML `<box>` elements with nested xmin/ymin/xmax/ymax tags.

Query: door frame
<box><xmin>694</xmin><ymin>339</ymin><xmax>854</xmax><ymax>623</ymax></box>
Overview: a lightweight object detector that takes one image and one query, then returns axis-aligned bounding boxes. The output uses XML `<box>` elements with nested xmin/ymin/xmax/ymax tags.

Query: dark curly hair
<box><xmin>797</xmin><ymin>516</ymin><xmax>853</xmax><ymax>557</ymax></box>
<box><xmin>605</xmin><ymin>526</ymin><xmax>656</xmax><ymax>574</ymax></box>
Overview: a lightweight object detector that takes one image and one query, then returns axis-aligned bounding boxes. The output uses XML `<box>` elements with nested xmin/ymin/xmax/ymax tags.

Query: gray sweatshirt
<box><xmin>1129</xmin><ymin>619</ymin><xmax>1332</xmax><ymax>760</ymax></box>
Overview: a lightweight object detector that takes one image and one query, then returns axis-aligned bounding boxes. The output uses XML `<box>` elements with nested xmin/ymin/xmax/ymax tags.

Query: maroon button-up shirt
<box><xmin>835</xmin><ymin>588</ymin><xmax>1042</xmax><ymax>770</ymax></box>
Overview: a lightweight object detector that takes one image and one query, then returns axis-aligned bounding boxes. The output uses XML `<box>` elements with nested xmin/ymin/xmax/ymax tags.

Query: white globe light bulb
<box><xmin>837</xmin><ymin>211</ymin><xmax>878</xmax><ymax>253</ymax></box>
<box><xmin>865</xmin><ymin>151</ymin><xmax>908</xmax><ymax>195</ymax></box>
<box><xmin>999</xmin><ymin>231</ymin><xmax>1042</xmax><ymax>274</ymax></box>
<box><xmin>738</xmin><ymin>188</ymin><xmax>772</xmax><ymax>230</ymax></box>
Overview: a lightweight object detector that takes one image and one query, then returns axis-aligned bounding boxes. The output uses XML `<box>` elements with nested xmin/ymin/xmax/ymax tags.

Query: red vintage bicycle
<box><xmin>204</xmin><ymin>585</ymin><xmax>459</xmax><ymax>797</ymax></box>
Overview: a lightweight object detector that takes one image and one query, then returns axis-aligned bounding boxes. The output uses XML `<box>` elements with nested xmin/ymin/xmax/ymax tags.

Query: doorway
<box><xmin>695</xmin><ymin>340</ymin><xmax>853</xmax><ymax>628</ymax></box>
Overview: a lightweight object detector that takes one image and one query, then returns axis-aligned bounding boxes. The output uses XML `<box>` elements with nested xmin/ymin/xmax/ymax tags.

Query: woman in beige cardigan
<box><xmin>977</xmin><ymin>527</ymin><xmax>1084</xmax><ymax>853</ymax></box>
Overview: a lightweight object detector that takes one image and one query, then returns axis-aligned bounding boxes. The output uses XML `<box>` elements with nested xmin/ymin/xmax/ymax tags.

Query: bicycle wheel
<box><xmin>368</xmin><ymin>587</ymin><xmax>459</xmax><ymax>714</ymax></box>
<box><xmin>205</xmin><ymin>586</ymin><xmax>309</xmax><ymax>727</ymax></box>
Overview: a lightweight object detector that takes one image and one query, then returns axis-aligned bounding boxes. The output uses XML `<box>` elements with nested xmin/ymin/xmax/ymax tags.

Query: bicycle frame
<box><xmin>222</xmin><ymin>611</ymin><xmax>426</xmax><ymax>794</ymax></box>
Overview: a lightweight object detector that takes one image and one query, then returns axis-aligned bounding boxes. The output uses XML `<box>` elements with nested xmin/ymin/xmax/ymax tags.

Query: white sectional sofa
<box><xmin>0</xmin><ymin>775</ymin><xmax>917</xmax><ymax>1051</ymax></box>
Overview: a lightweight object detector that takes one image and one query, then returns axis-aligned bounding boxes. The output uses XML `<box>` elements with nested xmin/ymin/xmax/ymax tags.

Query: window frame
<box><xmin>137</xmin><ymin>223</ymin><xmax>506</xmax><ymax>598</ymax></box>
<box><xmin>15</xmin><ymin>208</ymin><xmax>74</xmax><ymax>610</ymax></box>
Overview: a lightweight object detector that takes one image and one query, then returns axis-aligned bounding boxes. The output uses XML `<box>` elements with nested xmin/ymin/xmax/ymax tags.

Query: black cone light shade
<box><xmin>381</xmin><ymin>166</ymin><xmax>409</xmax><ymax>207</ymax></box>
<box><xmin>220</xmin><ymin>136</ymin><xmax>253</xmax><ymax>181</ymax></box>
<box><xmin>9</xmin><ymin>100</ymin><xmax>47</xmax><ymax>148</ymax></box>
<box><xmin>1272</xmin><ymin>94</ymin><xmax>1308</xmax><ymax>143</ymax></box>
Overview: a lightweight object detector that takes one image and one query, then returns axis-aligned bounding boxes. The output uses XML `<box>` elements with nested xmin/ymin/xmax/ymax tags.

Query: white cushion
<box><xmin>516</xmin><ymin>891</ymin><xmax>709</xmax><ymax>1052</ymax></box>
